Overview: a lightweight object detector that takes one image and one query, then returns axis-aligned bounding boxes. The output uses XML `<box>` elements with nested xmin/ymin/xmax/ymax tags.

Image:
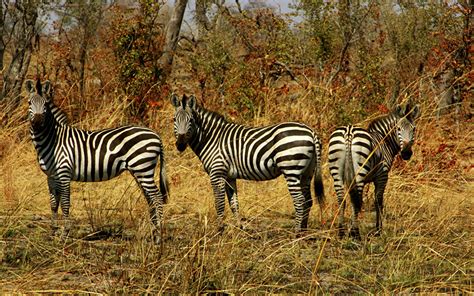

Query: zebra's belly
<box><xmin>237</xmin><ymin>172</ymin><xmax>281</xmax><ymax>181</ymax></box>
<box><xmin>71</xmin><ymin>163</ymin><xmax>128</xmax><ymax>182</ymax></box>
<box><xmin>228</xmin><ymin>159</ymin><xmax>281</xmax><ymax>181</ymax></box>
<box><xmin>71</xmin><ymin>169</ymin><xmax>126</xmax><ymax>182</ymax></box>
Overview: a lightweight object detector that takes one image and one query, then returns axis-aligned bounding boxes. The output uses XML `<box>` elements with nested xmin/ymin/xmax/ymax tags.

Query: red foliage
<box><xmin>377</xmin><ymin>104</ymin><xmax>390</xmax><ymax>114</ymax></box>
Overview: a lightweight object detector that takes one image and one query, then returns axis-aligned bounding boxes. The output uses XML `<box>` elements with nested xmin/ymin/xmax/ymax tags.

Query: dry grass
<box><xmin>0</xmin><ymin>92</ymin><xmax>472</xmax><ymax>294</ymax></box>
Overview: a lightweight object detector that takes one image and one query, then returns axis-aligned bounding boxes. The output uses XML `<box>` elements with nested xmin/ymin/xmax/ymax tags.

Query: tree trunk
<box><xmin>436</xmin><ymin>68</ymin><xmax>456</xmax><ymax>118</ymax></box>
<box><xmin>158</xmin><ymin>0</ymin><xmax>188</xmax><ymax>82</ymax></box>
<box><xmin>0</xmin><ymin>2</ymin><xmax>4</xmax><ymax>88</ymax></box>
<box><xmin>78</xmin><ymin>29</ymin><xmax>87</xmax><ymax>103</ymax></box>
<box><xmin>195</xmin><ymin>0</ymin><xmax>210</xmax><ymax>39</ymax></box>
<box><xmin>1</xmin><ymin>2</ymin><xmax>38</xmax><ymax>110</ymax></box>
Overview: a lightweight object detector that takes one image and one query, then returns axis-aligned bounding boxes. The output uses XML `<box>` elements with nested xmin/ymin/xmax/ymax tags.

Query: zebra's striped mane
<box><xmin>194</xmin><ymin>104</ymin><xmax>230</xmax><ymax>126</ymax></box>
<box><xmin>367</xmin><ymin>112</ymin><xmax>397</xmax><ymax>136</ymax></box>
<box><xmin>366</xmin><ymin>111</ymin><xmax>401</xmax><ymax>167</ymax></box>
<box><xmin>48</xmin><ymin>101</ymin><xmax>69</xmax><ymax>125</ymax></box>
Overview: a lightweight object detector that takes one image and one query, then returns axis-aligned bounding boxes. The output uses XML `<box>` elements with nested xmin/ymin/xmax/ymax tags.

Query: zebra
<box><xmin>328</xmin><ymin>102</ymin><xmax>420</xmax><ymax>239</ymax></box>
<box><xmin>171</xmin><ymin>94</ymin><xmax>325</xmax><ymax>232</ymax></box>
<box><xmin>26</xmin><ymin>79</ymin><xmax>169</xmax><ymax>240</ymax></box>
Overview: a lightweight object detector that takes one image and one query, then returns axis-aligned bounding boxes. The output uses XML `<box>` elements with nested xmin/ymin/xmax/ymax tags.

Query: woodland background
<box><xmin>0</xmin><ymin>0</ymin><xmax>472</xmax><ymax>293</ymax></box>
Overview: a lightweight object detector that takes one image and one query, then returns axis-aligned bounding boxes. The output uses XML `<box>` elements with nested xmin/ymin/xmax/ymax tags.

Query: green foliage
<box><xmin>189</xmin><ymin>6</ymin><xmax>301</xmax><ymax>119</ymax></box>
<box><xmin>293</xmin><ymin>0</ymin><xmax>336</xmax><ymax>65</ymax></box>
<box><xmin>109</xmin><ymin>1</ymin><xmax>165</xmax><ymax>117</ymax></box>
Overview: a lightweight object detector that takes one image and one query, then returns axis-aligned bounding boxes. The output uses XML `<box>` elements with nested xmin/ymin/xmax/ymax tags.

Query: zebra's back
<box><xmin>217</xmin><ymin>122</ymin><xmax>316</xmax><ymax>181</ymax></box>
<box><xmin>39</xmin><ymin>125</ymin><xmax>164</xmax><ymax>182</ymax></box>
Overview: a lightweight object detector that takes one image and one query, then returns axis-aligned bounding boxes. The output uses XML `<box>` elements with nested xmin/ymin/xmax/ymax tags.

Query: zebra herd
<box><xmin>26</xmin><ymin>79</ymin><xmax>420</xmax><ymax>242</ymax></box>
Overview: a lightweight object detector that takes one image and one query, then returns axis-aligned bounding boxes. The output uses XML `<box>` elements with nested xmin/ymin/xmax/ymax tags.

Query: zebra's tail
<box><xmin>343</xmin><ymin>130</ymin><xmax>355</xmax><ymax>192</ymax></box>
<box><xmin>159</xmin><ymin>144</ymin><xmax>169</xmax><ymax>204</ymax></box>
<box><xmin>313</xmin><ymin>135</ymin><xmax>325</xmax><ymax>207</ymax></box>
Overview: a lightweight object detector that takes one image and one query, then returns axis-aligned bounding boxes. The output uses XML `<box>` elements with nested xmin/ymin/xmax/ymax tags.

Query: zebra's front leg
<box><xmin>47</xmin><ymin>176</ymin><xmax>60</xmax><ymax>236</ymax></box>
<box><xmin>225</xmin><ymin>178</ymin><xmax>242</xmax><ymax>229</ymax></box>
<box><xmin>210</xmin><ymin>173</ymin><xmax>226</xmax><ymax>232</ymax></box>
<box><xmin>57</xmin><ymin>179</ymin><xmax>72</xmax><ymax>240</ymax></box>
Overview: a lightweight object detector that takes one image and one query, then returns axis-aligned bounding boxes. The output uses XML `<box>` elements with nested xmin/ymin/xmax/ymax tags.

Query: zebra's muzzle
<box><xmin>31</xmin><ymin>114</ymin><xmax>45</xmax><ymax>130</ymax></box>
<box><xmin>176</xmin><ymin>142</ymin><xmax>187</xmax><ymax>152</ymax></box>
<box><xmin>401</xmin><ymin>149</ymin><xmax>413</xmax><ymax>160</ymax></box>
<box><xmin>176</xmin><ymin>135</ymin><xmax>188</xmax><ymax>152</ymax></box>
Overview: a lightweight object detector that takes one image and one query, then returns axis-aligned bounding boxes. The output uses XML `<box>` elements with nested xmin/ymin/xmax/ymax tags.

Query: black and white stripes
<box><xmin>26</xmin><ymin>79</ymin><xmax>168</xmax><ymax>239</ymax></box>
<box><xmin>171</xmin><ymin>94</ymin><xmax>325</xmax><ymax>232</ymax></box>
<box><xmin>328</xmin><ymin>103</ymin><xmax>420</xmax><ymax>238</ymax></box>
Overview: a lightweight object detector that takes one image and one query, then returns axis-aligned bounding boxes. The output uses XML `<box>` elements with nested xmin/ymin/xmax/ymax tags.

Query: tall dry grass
<box><xmin>0</xmin><ymin>81</ymin><xmax>472</xmax><ymax>294</ymax></box>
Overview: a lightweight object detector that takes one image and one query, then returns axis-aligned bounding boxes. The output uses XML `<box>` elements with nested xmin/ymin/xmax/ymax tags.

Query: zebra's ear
<box><xmin>43</xmin><ymin>80</ymin><xmax>52</xmax><ymax>102</ymax></box>
<box><xmin>187</xmin><ymin>95</ymin><xmax>196</xmax><ymax>110</ymax></box>
<box><xmin>170</xmin><ymin>94</ymin><xmax>180</xmax><ymax>108</ymax></box>
<box><xmin>25</xmin><ymin>80</ymin><xmax>36</xmax><ymax>94</ymax></box>
<box><xmin>410</xmin><ymin>104</ymin><xmax>420</xmax><ymax>120</ymax></box>
<box><xmin>395</xmin><ymin>104</ymin><xmax>404</xmax><ymax>117</ymax></box>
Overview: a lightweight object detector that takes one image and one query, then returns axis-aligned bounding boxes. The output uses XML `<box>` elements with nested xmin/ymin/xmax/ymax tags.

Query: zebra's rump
<box><xmin>328</xmin><ymin>125</ymin><xmax>380</xmax><ymax>184</ymax></box>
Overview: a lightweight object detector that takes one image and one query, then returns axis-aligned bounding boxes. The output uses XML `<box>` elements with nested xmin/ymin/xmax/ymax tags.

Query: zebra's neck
<box><xmin>49</xmin><ymin>102</ymin><xmax>68</xmax><ymax>125</ymax></box>
<box><xmin>30</xmin><ymin>110</ymin><xmax>59</xmax><ymax>149</ymax></box>
<box><xmin>189</xmin><ymin>106</ymin><xmax>233</xmax><ymax>160</ymax></box>
<box><xmin>368</xmin><ymin>113</ymin><xmax>400</xmax><ymax>168</ymax></box>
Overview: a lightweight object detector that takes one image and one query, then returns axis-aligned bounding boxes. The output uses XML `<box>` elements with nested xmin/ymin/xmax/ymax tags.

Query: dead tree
<box><xmin>1</xmin><ymin>1</ymin><xmax>39</xmax><ymax>113</ymax></box>
<box><xmin>157</xmin><ymin>0</ymin><xmax>188</xmax><ymax>82</ymax></box>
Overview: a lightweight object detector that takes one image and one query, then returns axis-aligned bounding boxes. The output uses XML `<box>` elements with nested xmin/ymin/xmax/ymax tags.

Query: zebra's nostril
<box><xmin>176</xmin><ymin>134</ymin><xmax>188</xmax><ymax>152</ymax></box>
<box><xmin>176</xmin><ymin>142</ymin><xmax>187</xmax><ymax>152</ymax></box>
<box><xmin>401</xmin><ymin>149</ymin><xmax>413</xmax><ymax>160</ymax></box>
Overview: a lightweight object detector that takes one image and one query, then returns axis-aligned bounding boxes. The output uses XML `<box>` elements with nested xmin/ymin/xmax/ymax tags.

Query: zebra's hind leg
<box><xmin>284</xmin><ymin>175</ymin><xmax>307</xmax><ymax>233</ymax></box>
<box><xmin>332</xmin><ymin>180</ymin><xmax>347</xmax><ymax>238</ymax></box>
<box><xmin>225</xmin><ymin>178</ymin><xmax>242</xmax><ymax>229</ymax></box>
<box><xmin>47</xmin><ymin>176</ymin><xmax>60</xmax><ymax>236</ymax></box>
<box><xmin>349</xmin><ymin>185</ymin><xmax>364</xmax><ymax>240</ymax></box>
<box><xmin>145</xmin><ymin>190</ymin><xmax>164</xmax><ymax>244</ymax></box>
<box><xmin>300</xmin><ymin>180</ymin><xmax>312</xmax><ymax>230</ymax></box>
<box><xmin>133</xmin><ymin>174</ymin><xmax>164</xmax><ymax>243</ymax></box>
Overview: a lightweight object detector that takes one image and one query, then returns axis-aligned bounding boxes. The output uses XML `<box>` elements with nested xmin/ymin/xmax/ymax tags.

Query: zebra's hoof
<box><xmin>234</xmin><ymin>222</ymin><xmax>244</xmax><ymax>230</ymax></box>
<box><xmin>368</xmin><ymin>228</ymin><xmax>381</xmax><ymax>237</ymax></box>
<box><xmin>153</xmin><ymin>235</ymin><xmax>162</xmax><ymax>245</ymax></box>
<box><xmin>60</xmin><ymin>230</ymin><xmax>71</xmax><ymax>242</ymax></box>
<box><xmin>337</xmin><ymin>227</ymin><xmax>345</xmax><ymax>238</ymax></box>
<box><xmin>151</xmin><ymin>228</ymin><xmax>163</xmax><ymax>245</ymax></box>
<box><xmin>217</xmin><ymin>224</ymin><xmax>226</xmax><ymax>234</ymax></box>
<box><xmin>349</xmin><ymin>228</ymin><xmax>361</xmax><ymax>240</ymax></box>
<box><xmin>50</xmin><ymin>227</ymin><xmax>59</xmax><ymax>237</ymax></box>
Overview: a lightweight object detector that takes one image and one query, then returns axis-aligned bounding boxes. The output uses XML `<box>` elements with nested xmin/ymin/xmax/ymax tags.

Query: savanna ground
<box><xmin>0</xmin><ymin>93</ymin><xmax>472</xmax><ymax>294</ymax></box>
